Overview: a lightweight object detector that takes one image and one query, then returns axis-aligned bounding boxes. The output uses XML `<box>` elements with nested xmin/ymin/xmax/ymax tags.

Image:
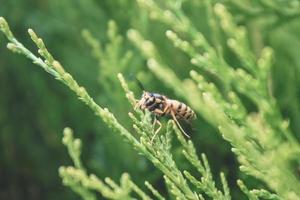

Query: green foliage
<box><xmin>60</xmin><ymin>127</ymin><xmax>152</xmax><ymax>200</ymax></box>
<box><xmin>1</xmin><ymin>0</ymin><xmax>300</xmax><ymax>200</ymax></box>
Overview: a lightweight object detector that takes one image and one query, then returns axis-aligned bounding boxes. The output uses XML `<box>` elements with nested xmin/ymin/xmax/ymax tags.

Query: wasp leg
<box><xmin>163</xmin><ymin>106</ymin><xmax>169</xmax><ymax>113</ymax></box>
<box><xmin>152</xmin><ymin>115</ymin><xmax>157</xmax><ymax>126</ymax></box>
<box><xmin>171</xmin><ymin>111</ymin><xmax>190</xmax><ymax>138</ymax></box>
<box><xmin>151</xmin><ymin>117</ymin><xmax>162</xmax><ymax>143</ymax></box>
<box><xmin>153</xmin><ymin>108</ymin><xmax>164</xmax><ymax>115</ymax></box>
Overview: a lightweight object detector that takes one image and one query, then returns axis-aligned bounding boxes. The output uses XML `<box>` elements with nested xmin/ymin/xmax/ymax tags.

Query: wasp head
<box><xmin>135</xmin><ymin>91</ymin><xmax>166</xmax><ymax>112</ymax></box>
<box><xmin>135</xmin><ymin>91</ymin><xmax>151</xmax><ymax>110</ymax></box>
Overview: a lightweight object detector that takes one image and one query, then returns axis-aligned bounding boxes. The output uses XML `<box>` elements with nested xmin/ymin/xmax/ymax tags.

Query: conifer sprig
<box><xmin>0</xmin><ymin>16</ymin><xmax>231</xmax><ymax>200</ymax></box>
<box><xmin>128</xmin><ymin>1</ymin><xmax>300</xmax><ymax>199</ymax></box>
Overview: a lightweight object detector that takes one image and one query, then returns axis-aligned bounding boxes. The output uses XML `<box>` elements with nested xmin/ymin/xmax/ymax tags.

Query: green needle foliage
<box><xmin>60</xmin><ymin>127</ymin><xmax>152</xmax><ymax>200</ymax></box>
<box><xmin>0</xmin><ymin>17</ymin><xmax>229</xmax><ymax>200</ymax></box>
<box><xmin>1</xmin><ymin>0</ymin><xmax>300</xmax><ymax>200</ymax></box>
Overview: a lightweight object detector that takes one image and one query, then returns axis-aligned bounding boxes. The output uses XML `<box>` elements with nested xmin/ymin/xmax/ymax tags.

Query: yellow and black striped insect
<box><xmin>136</xmin><ymin>91</ymin><xmax>196</xmax><ymax>141</ymax></box>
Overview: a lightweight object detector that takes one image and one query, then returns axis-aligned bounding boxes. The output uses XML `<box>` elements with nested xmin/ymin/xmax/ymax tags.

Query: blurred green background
<box><xmin>0</xmin><ymin>0</ymin><xmax>299</xmax><ymax>199</ymax></box>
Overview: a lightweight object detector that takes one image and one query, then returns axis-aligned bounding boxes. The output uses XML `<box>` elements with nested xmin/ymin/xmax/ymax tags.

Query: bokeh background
<box><xmin>0</xmin><ymin>0</ymin><xmax>299</xmax><ymax>199</ymax></box>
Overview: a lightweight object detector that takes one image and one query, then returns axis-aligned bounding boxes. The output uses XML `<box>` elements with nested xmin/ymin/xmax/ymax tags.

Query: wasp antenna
<box><xmin>171</xmin><ymin>111</ymin><xmax>190</xmax><ymax>138</ymax></box>
<box><xmin>135</xmin><ymin>77</ymin><xmax>145</xmax><ymax>91</ymax></box>
<box><xmin>127</xmin><ymin>73</ymin><xmax>146</xmax><ymax>91</ymax></box>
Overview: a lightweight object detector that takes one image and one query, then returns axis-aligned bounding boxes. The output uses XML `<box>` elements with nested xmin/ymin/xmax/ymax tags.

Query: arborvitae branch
<box><xmin>60</xmin><ymin>128</ymin><xmax>153</xmax><ymax>200</ymax></box>
<box><xmin>0</xmin><ymin>17</ymin><xmax>230</xmax><ymax>200</ymax></box>
<box><xmin>145</xmin><ymin>181</ymin><xmax>165</xmax><ymax>200</ymax></box>
<box><xmin>62</xmin><ymin>128</ymin><xmax>84</xmax><ymax>170</ymax></box>
<box><xmin>2</xmin><ymin>0</ymin><xmax>300</xmax><ymax>197</ymax></box>
<box><xmin>127</xmin><ymin>1</ymin><xmax>300</xmax><ymax>199</ymax></box>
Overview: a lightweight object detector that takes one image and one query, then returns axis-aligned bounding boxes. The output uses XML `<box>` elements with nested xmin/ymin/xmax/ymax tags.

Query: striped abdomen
<box><xmin>166</xmin><ymin>99</ymin><xmax>196</xmax><ymax>121</ymax></box>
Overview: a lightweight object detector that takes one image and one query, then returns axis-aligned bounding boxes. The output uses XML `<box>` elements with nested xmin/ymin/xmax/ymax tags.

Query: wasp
<box><xmin>136</xmin><ymin>91</ymin><xmax>196</xmax><ymax>142</ymax></box>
